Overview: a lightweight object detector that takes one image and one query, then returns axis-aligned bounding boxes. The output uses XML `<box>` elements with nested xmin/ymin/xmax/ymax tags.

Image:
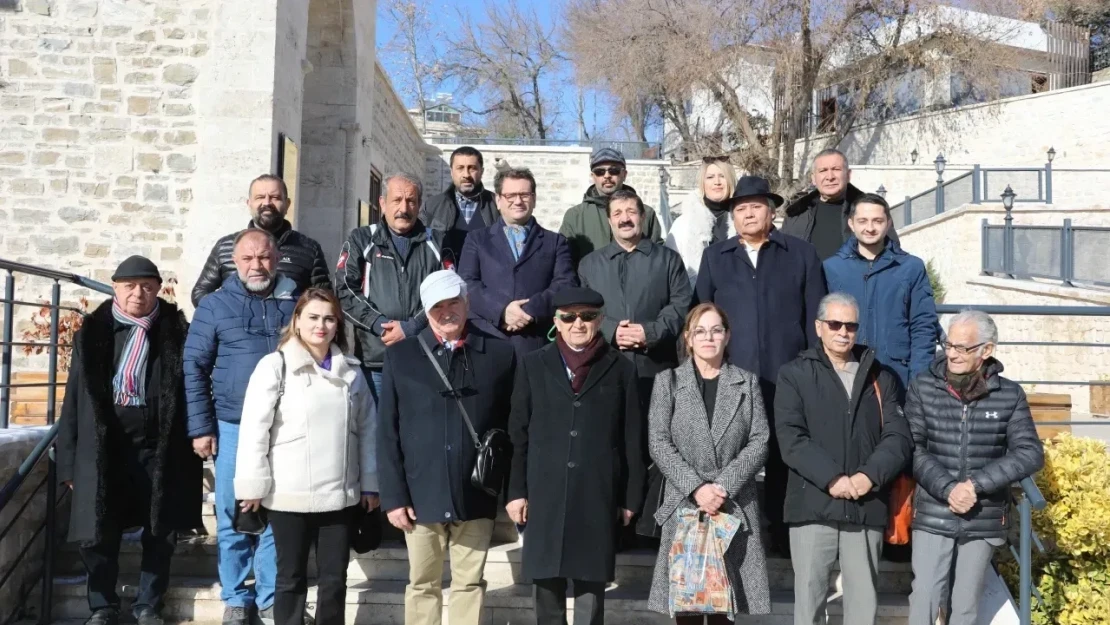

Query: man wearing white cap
<box><xmin>376</xmin><ymin>270</ymin><xmax>518</xmax><ymax>625</ymax></box>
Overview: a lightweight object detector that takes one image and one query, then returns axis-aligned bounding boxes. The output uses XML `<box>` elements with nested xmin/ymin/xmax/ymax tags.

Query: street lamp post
<box><xmin>1045</xmin><ymin>146</ymin><xmax>1055</xmax><ymax>204</ymax></box>
<box><xmin>877</xmin><ymin>184</ymin><xmax>887</xmax><ymax>198</ymax></box>
<box><xmin>911</xmin><ymin>148</ymin><xmax>919</xmax><ymax>165</ymax></box>
<box><xmin>934</xmin><ymin>153</ymin><xmax>947</xmax><ymax>215</ymax></box>
<box><xmin>1002</xmin><ymin>184</ymin><xmax>1016</xmax><ymax>277</ymax></box>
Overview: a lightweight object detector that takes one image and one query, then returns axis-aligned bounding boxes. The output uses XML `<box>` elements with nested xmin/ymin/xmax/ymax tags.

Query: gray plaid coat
<box><xmin>646</xmin><ymin>360</ymin><xmax>772</xmax><ymax>615</ymax></box>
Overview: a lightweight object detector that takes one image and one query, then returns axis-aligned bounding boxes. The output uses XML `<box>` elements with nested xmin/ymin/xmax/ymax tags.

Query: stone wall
<box><xmin>794</xmin><ymin>81</ymin><xmax>1110</xmax><ymax>177</ymax></box>
<box><xmin>371</xmin><ymin>61</ymin><xmax>433</xmax><ymax>182</ymax></box>
<box><xmin>899</xmin><ymin>204</ymin><xmax>1110</xmax><ymax>413</ymax></box>
<box><xmin>424</xmin><ymin>146</ymin><xmax>667</xmax><ymax>231</ymax></box>
<box><xmin>0</xmin><ymin>427</ymin><xmax>52</xmax><ymax>616</ymax></box>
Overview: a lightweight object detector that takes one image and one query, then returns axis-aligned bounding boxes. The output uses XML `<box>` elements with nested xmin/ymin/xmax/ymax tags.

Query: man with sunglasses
<box><xmin>775</xmin><ymin>292</ymin><xmax>912</xmax><ymax>625</ymax></box>
<box><xmin>906</xmin><ymin>311</ymin><xmax>1043</xmax><ymax>625</ymax></box>
<box><xmin>559</xmin><ymin>147</ymin><xmax>663</xmax><ymax>266</ymax></box>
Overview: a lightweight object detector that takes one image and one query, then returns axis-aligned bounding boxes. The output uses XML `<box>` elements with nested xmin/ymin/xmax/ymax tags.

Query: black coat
<box><xmin>56</xmin><ymin>299</ymin><xmax>202</xmax><ymax>543</ymax></box>
<box><xmin>508</xmin><ymin>343</ymin><xmax>646</xmax><ymax>582</ymax></box>
<box><xmin>774</xmin><ymin>346</ymin><xmax>912</xmax><ymax>528</ymax></box>
<box><xmin>420</xmin><ymin>185</ymin><xmax>499</xmax><ymax>259</ymax></box>
<box><xmin>376</xmin><ymin>325</ymin><xmax>517</xmax><ymax>522</ymax></box>
<box><xmin>578</xmin><ymin>240</ymin><xmax>692</xmax><ymax>381</ymax></box>
<box><xmin>191</xmin><ymin>220</ymin><xmax>332</xmax><ymax>306</ymax></box>
<box><xmin>781</xmin><ymin>184</ymin><xmax>898</xmax><ymax>253</ymax></box>
<box><xmin>907</xmin><ymin>356</ymin><xmax>1045</xmax><ymax>539</ymax></box>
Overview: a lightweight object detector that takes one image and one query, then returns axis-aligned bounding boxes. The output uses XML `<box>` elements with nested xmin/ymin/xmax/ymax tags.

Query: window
<box><xmin>365</xmin><ymin>169</ymin><xmax>382</xmax><ymax>226</ymax></box>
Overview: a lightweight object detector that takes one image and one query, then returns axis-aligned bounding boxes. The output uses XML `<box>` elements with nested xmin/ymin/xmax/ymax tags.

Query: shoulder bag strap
<box><xmin>417</xmin><ymin>335</ymin><xmax>482</xmax><ymax>449</ymax></box>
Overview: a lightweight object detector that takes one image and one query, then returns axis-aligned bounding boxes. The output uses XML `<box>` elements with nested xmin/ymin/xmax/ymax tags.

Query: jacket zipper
<box><xmin>341</xmin><ymin>379</ymin><xmax>352</xmax><ymax>500</ymax></box>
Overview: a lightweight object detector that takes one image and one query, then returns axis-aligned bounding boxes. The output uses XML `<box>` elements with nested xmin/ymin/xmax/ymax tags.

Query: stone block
<box><xmin>49</xmin><ymin>177</ymin><xmax>69</xmax><ymax>193</ymax></box>
<box><xmin>124</xmin><ymin>71</ymin><xmax>155</xmax><ymax>85</ymax></box>
<box><xmin>131</xmin><ymin>130</ymin><xmax>159</xmax><ymax>143</ymax></box>
<box><xmin>84</xmin><ymin>243</ymin><xmax>110</xmax><ymax>258</ymax></box>
<box><xmin>128</xmin><ymin>96</ymin><xmax>158</xmax><ymax>116</ymax></box>
<box><xmin>31</xmin><ymin>235</ymin><xmax>79</xmax><ymax>255</ymax></box>
<box><xmin>65</xmin><ymin>155</ymin><xmax>89</xmax><ymax>168</ymax></box>
<box><xmin>164</xmin><ymin>103</ymin><xmax>194</xmax><ymax>117</ymax></box>
<box><xmin>10</xmin><ymin>179</ymin><xmax>45</xmax><ymax>195</ymax></box>
<box><xmin>1</xmin><ymin>96</ymin><xmax>35</xmax><ymax>111</ymax></box>
<box><xmin>40</xmin><ymin>38</ymin><xmax>71</xmax><ymax>52</ymax></box>
<box><xmin>13</xmin><ymin>209</ymin><xmax>50</xmax><ymax>224</ymax></box>
<box><xmin>116</xmin><ymin>176</ymin><xmax>138</xmax><ymax>188</ymax></box>
<box><xmin>33</xmin><ymin>152</ymin><xmax>60</xmax><ymax>166</ymax></box>
<box><xmin>87</xmin><ymin>130</ymin><xmax>126</xmax><ymax>143</ymax></box>
<box><xmin>101</xmin><ymin>88</ymin><xmax>122</xmax><ymax>102</ymax></box>
<box><xmin>108</xmin><ymin>214</ymin><xmax>131</xmax><ymax>225</ymax></box>
<box><xmin>130</xmin><ymin>57</ymin><xmax>163</xmax><ymax>69</ymax></box>
<box><xmin>8</xmin><ymin>59</ymin><xmax>35</xmax><ymax>77</ymax></box>
<box><xmin>59</xmin><ymin>207</ymin><xmax>99</xmax><ymax>223</ymax></box>
<box><xmin>112</xmin><ymin>188</ymin><xmax>137</xmax><ymax>200</ymax></box>
<box><xmin>102</xmin><ymin>26</ymin><xmax>131</xmax><ymax>38</ymax></box>
<box><xmin>167</xmin><ymin>153</ymin><xmax>195</xmax><ymax>172</ymax></box>
<box><xmin>42</xmin><ymin>65</ymin><xmax>90</xmax><ymax>80</ymax></box>
<box><xmin>163</xmin><ymin>63</ymin><xmax>198</xmax><ymax>86</ymax></box>
<box><xmin>0</xmin><ymin>152</ymin><xmax>27</xmax><ymax>165</ymax></box>
<box><xmin>67</xmin><ymin>1</ymin><xmax>98</xmax><ymax>19</ymax></box>
<box><xmin>189</xmin><ymin>43</ymin><xmax>209</xmax><ymax>57</ymax></box>
<box><xmin>74</xmin><ymin>182</ymin><xmax>108</xmax><ymax>198</ymax></box>
<box><xmin>164</xmin><ymin>28</ymin><xmax>187</xmax><ymax>40</ymax></box>
<box><xmin>26</xmin><ymin>0</ymin><xmax>53</xmax><ymax>16</ymax></box>
<box><xmin>98</xmin><ymin>116</ymin><xmax>131</xmax><ymax>131</ymax></box>
<box><xmin>176</xmin><ymin>188</ymin><xmax>193</xmax><ymax>202</ymax></box>
<box><xmin>143</xmin><ymin>183</ymin><xmax>168</xmax><ymax>202</ymax></box>
<box><xmin>155</xmin><ymin>7</ymin><xmax>183</xmax><ymax>23</ymax></box>
<box><xmin>161</xmin><ymin>246</ymin><xmax>183</xmax><ymax>261</ymax></box>
<box><xmin>163</xmin><ymin>130</ymin><xmax>196</xmax><ymax>145</ymax></box>
<box><xmin>136</xmin><ymin>153</ymin><xmax>163</xmax><ymax>173</ymax></box>
<box><xmin>0</xmin><ymin>128</ymin><xmax>35</xmax><ymax>141</ymax></box>
<box><xmin>151</xmin><ymin>45</ymin><xmax>183</xmax><ymax>57</ymax></box>
<box><xmin>82</xmin><ymin>102</ymin><xmax>118</xmax><ymax>114</ymax></box>
<box><xmin>66</xmin><ymin>114</ymin><xmax>95</xmax><ymax>127</ymax></box>
<box><xmin>63</xmin><ymin>83</ymin><xmax>96</xmax><ymax>98</ymax></box>
<box><xmin>92</xmin><ymin>58</ymin><xmax>116</xmax><ymax>84</ymax></box>
<box><xmin>116</xmin><ymin>43</ymin><xmax>148</xmax><ymax>56</ymax></box>
<box><xmin>95</xmin><ymin>145</ymin><xmax>133</xmax><ymax>173</ymax></box>
<box><xmin>135</xmin><ymin>30</ymin><xmax>156</xmax><ymax>42</ymax></box>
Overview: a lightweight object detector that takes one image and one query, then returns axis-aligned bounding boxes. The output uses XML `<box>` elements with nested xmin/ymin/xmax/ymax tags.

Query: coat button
<box><xmin>573</xmin><ymin>401</ymin><xmax>581</xmax><ymax>407</ymax></box>
<box><xmin>570</xmin><ymin>430</ymin><xmax>578</xmax><ymax>437</ymax></box>
<box><xmin>446</xmin><ymin>444</ymin><xmax>452</xmax><ymax>451</ymax></box>
<box><xmin>445</xmin><ymin>512</ymin><xmax>452</xmax><ymax>519</ymax></box>
<box><xmin>567</xmin><ymin>461</ymin><xmax>576</xmax><ymax>468</ymax></box>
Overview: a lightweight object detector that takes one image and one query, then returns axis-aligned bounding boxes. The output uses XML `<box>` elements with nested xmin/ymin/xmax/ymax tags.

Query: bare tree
<box><xmin>379</xmin><ymin>0</ymin><xmax>444</xmax><ymax>134</ymax></box>
<box><xmin>441</xmin><ymin>1</ymin><xmax>567</xmax><ymax>139</ymax></box>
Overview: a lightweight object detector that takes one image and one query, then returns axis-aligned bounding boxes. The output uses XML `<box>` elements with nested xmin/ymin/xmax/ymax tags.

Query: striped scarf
<box><xmin>112</xmin><ymin>300</ymin><xmax>160</xmax><ymax>406</ymax></box>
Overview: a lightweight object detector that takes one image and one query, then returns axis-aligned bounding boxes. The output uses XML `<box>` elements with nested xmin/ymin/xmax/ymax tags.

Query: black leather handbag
<box><xmin>417</xmin><ymin>336</ymin><xmax>512</xmax><ymax>497</ymax></box>
<box><xmin>635</xmin><ymin>463</ymin><xmax>666</xmax><ymax>538</ymax></box>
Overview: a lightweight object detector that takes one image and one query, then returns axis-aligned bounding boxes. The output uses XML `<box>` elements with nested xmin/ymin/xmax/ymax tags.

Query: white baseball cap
<box><xmin>420</xmin><ymin>269</ymin><xmax>468</xmax><ymax>311</ymax></box>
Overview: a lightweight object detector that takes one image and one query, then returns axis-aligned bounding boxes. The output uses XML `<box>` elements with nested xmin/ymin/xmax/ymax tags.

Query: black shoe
<box><xmin>86</xmin><ymin>609</ymin><xmax>120</xmax><ymax>625</ymax></box>
<box><xmin>303</xmin><ymin>611</ymin><xmax>315</xmax><ymax>625</ymax></box>
<box><xmin>134</xmin><ymin>607</ymin><xmax>164</xmax><ymax>625</ymax></box>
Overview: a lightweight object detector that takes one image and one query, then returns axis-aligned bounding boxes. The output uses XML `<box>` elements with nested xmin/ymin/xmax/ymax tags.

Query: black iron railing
<box><xmin>890</xmin><ymin>163</ymin><xmax>1054</xmax><ymax>228</ymax></box>
<box><xmin>0</xmin><ymin>258</ymin><xmax>112</xmax><ymax>625</ymax></box>
<box><xmin>423</xmin><ymin>137</ymin><xmax>663</xmax><ymax>160</ymax></box>
<box><xmin>982</xmin><ymin>218</ymin><xmax>1110</xmax><ymax>288</ymax></box>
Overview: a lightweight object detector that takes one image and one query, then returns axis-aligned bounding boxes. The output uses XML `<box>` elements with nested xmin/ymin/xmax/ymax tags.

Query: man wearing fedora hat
<box><xmin>57</xmin><ymin>256</ymin><xmax>201</xmax><ymax>625</ymax></box>
<box><xmin>694</xmin><ymin>175</ymin><xmax>828</xmax><ymax>555</ymax></box>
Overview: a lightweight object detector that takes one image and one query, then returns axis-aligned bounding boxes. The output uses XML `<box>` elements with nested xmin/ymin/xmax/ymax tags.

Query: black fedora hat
<box><xmin>728</xmin><ymin>175</ymin><xmax>784</xmax><ymax>208</ymax></box>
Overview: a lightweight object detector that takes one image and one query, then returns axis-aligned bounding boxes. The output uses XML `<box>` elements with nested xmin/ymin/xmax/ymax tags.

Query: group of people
<box><xmin>55</xmin><ymin>144</ymin><xmax>1045</xmax><ymax>625</ymax></box>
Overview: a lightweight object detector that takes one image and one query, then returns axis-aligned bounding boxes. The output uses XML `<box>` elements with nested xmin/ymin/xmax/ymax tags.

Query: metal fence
<box><xmin>890</xmin><ymin>163</ymin><xmax>1053</xmax><ymax>228</ymax></box>
<box><xmin>423</xmin><ymin>137</ymin><xmax>662</xmax><ymax>160</ymax></box>
<box><xmin>982</xmin><ymin>219</ymin><xmax>1110</xmax><ymax>287</ymax></box>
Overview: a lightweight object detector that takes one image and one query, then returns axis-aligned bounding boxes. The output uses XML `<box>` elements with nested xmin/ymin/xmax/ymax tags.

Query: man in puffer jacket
<box><xmin>906</xmin><ymin>310</ymin><xmax>1044</xmax><ymax>625</ymax></box>
<box><xmin>191</xmin><ymin>174</ymin><xmax>331</xmax><ymax>306</ymax></box>
<box><xmin>183</xmin><ymin>229</ymin><xmax>299</xmax><ymax>625</ymax></box>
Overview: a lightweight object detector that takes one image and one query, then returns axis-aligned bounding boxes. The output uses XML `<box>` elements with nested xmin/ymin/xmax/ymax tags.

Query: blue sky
<box><xmin>375</xmin><ymin>0</ymin><xmax>637</xmax><ymax>141</ymax></box>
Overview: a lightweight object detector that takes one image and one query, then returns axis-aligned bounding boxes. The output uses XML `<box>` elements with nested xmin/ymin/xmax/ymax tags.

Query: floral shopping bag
<box><xmin>668</xmin><ymin>508</ymin><xmax>743</xmax><ymax>617</ymax></box>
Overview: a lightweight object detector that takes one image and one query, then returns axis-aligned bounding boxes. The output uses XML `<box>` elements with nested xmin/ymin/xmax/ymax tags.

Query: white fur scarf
<box><xmin>665</xmin><ymin>197</ymin><xmax>737</xmax><ymax>286</ymax></box>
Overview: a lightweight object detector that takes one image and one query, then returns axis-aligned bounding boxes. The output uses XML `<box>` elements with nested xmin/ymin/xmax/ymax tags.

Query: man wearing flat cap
<box><xmin>694</xmin><ymin>175</ymin><xmax>828</xmax><ymax>556</ymax></box>
<box><xmin>507</xmin><ymin>287</ymin><xmax>646</xmax><ymax>625</ymax></box>
<box><xmin>377</xmin><ymin>270</ymin><xmax>517</xmax><ymax>625</ymax></box>
<box><xmin>58</xmin><ymin>256</ymin><xmax>201</xmax><ymax>625</ymax></box>
<box><xmin>560</xmin><ymin>147</ymin><xmax>664</xmax><ymax>266</ymax></box>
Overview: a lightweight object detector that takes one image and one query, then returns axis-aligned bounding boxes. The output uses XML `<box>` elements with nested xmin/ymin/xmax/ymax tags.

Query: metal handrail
<box><xmin>1014</xmin><ymin>477</ymin><xmax>1048</xmax><ymax>625</ymax></box>
<box><xmin>982</xmin><ymin>217</ymin><xmax>1110</xmax><ymax>287</ymax></box>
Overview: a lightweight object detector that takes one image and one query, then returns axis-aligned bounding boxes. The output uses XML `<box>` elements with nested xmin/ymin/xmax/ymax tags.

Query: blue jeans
<box><xmin>363</xmin><ymin>367</ymin><xmax>383</xmax><ymax>405</ymax></box>
<box><xmin>215</xmin><ymin>420</ymin><xmax>276</xmax><ymax>609</ymax></box>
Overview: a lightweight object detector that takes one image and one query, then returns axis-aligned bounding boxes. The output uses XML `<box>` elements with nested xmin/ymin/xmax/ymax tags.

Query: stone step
<box><xmin>56</xmin><ymin>535</ymin><xmax>915</xmax><ymax>594</ymax></box>
<box><xmin>51</xmin><ymin>576</ymin><xmax>912</xmax><ymax>624</ymax></box>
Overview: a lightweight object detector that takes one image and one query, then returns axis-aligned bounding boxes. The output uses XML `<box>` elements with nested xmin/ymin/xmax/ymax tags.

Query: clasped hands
<box><xmin>827</xmin><ymin>473</ymin><xmax>874</xmax><ymax>500</ymax></box>
<box><xmin>502</xmin><ymin>299</ymin><xmax>533</xmax><ymax>333</ymax></box>
<box><xmin>615</xmin><ymin>320</ymin><xmax>647</xmax><ymax>350</ymax></box>
<box><xmin>947</xmin><ymin>479</ymin><xmax>978</xmax><ymax>514</ymax></box>
<box><xmin>694</xmin><ymin>483</ymin><xmax>729</xmax><ymax>516</ymax></box>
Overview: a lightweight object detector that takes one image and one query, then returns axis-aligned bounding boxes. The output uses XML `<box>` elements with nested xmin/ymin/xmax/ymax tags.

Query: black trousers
<box><xmin>268</xmin><ymin>507</ymin><xmax>354</xmax><ymax>625</ymax></box>
<box><xmin>533</xmin><ymin>577</ymin><xmax>605</xmax><ymax>625</ymax></box>
<box><xmin>79</xmin><ymin>522</ymin><xmax>175</xmax><ymax>614</ymax></box>
<box><xmin>674</xmin><ymin>615</ymin><xmax>731</xmax><ymax>625</ymax></box>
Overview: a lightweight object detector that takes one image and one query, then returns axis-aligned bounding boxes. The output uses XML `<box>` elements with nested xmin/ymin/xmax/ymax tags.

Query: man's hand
<box><xmin>503</xmin><ymin>299</ymin><xmax>533</xmax><ymax>332</ymax></box>
<box><xmin>828</xmin><ymin>475</ymin><xmax>861</xmax><ymax>500</ymax></box>
<box><xmin>694</xmin><ymin>483</ymin><xmax>728</xmax><ymax>515</ymax></box>
<box><xmin>240</xmin><ymin>499</ymin><xmax>262</xmax><ymax>513</ymax></box>
<box><xmin>506</xmin><ymin>498</ymin><xmax>528</xmax><ymax>524</ymax></box>
<box><xmin>387</xmin><ymin>506</ymin><xmax>417</xmax><ymax>532</ymax></box>
<box><xmin>620</xmin><ymin>508</ymin><xmax>634</xmax><ymax>526</ymax></box>
<box><xmin>361</xmin><ymin>494</ymin><xmax>380</xmax><ymax>511</ymax></box>
<box><xmin>381</xmin><ymin>321</ymin><xmax>406</xmax><ymax>346</ymax></box>
<box><xmin>614</xmin><ymin>320</ymin><xmax>642</xmax><ymax>350</ymax></box>
<box><xmin>192</xmin><ymin>436</ymin><xmax>216</xmax><ymax>459</ymax></box>
<box><xmin>948</xmin><ymin>480</ymin><xmax>977</xmax><ymax>514</ymax></box>
<box><xmin>849</xmin><ymin>473</ymin><xmax>874</xmax><ymax>496</ymax></box>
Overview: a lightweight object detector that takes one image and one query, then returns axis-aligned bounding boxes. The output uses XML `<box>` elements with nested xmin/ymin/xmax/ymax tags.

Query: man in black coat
<box><xmin>506</xmin><ymin>287</ymin><xmax>645</xmax><ymax>625</ymax></box>
<box><xmin>377</xmin><ymin>270</ymin><xmax>516</xmax><ymax>625</ymax></box>
<box><xmin>694</xmin><ymin>174</ymin><xmax>827</xmax><ymax>553</ymax></box>
<box><xmin>191</xmin><ymin>174</ymin><xmax>331</xmax><ymax>306</ymax></box>
<box><xmin>57</xmin><ymin>256</ymin><xmax>201</xmax><ymax>625</ymax></box>
<box><xmin>906</xmin><ymin>311</ymin><xmax>1044</xmax><ymax>625</ymax></box>
<box><xmin>419</xmin><ymin>146</ymin><xmax>499</xmax><ymax>259</ymax></box>
<box><xmin>775</xmin><ymin>292</ymin><xmax>912</xmax><ymax>625</ymax></box>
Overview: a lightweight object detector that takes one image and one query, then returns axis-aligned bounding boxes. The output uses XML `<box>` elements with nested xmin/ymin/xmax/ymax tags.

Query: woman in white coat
<box><xmin>235</xmin><ymin>288</ymin><xmax>378</xmax><ymax>625</ymax></box>
<box><xmin>666</xmin><ymin>158</ymin><xmax>738</xmax><ymax>285</ymax></box>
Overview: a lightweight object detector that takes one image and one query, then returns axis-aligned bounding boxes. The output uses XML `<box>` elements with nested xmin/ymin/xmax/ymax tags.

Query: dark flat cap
<box><xmin>112</xmin><ymin>255</ymin><xmax>162</xmax><ymax>283</ymax></box>
<box><xmin>590</xmin><ymin>147</ymin><xmax>626</xmax><ymax>167</ymax></box>
<box><xmin>553</xmin><ymin>287</ymin><xmax>604</xmax><ymax>309</ymax></box>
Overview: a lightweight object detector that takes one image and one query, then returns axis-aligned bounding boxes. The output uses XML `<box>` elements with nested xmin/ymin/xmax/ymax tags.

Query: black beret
<box><xmin>111</xmin><ymin>255</ymin><xmax>162</xmax><ymax>283</ymax></box>
<box><xmin>553</xmin><ymin>287</ymin><xmax>604</xmax><ymax>309</ymax></box>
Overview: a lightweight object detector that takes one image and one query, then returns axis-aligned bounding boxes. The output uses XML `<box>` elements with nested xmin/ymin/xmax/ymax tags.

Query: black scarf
<box><xmin>947</xmin><ymin>368</ymin><xmax>989</xmax><ymax>401</ymax></box>
<box><xmin>704</xmin><ymin>196</ymin><xmax>729</xmax><ymax>218</ymax></box>
<box><xmin>556</xmin><ymin>334</ymin><xmax>606</xmax><ymax>394</ymax></box>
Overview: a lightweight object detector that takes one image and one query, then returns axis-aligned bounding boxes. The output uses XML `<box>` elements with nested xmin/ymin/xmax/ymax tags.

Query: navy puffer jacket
<box><xmin>906</xmin><ymin>355</ymin><xmax>1044</xmax><ymax>539</ymax></box>
<box><xmin>184</xmin><ymin>274</ymin><xmax>299</xmax><ymax>437</ymax></box>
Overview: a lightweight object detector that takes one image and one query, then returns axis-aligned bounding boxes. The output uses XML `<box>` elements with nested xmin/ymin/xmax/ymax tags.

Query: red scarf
<box><xmin>556</xmin><ymin>334</ymin><xmax>606</xmax><ymax>394</ymax></box>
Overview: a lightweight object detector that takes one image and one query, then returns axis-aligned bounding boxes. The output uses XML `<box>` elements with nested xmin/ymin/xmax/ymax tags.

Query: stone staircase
<box><xmin>45</xmin><ymin>465</ymin><xmax>916</xmax><ymax>624</ymax></box>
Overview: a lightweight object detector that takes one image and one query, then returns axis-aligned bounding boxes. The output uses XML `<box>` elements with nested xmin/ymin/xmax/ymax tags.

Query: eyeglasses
<box><xmin>691</xmin><ymin>326</ymin><xmax>727</xmax><ymax>340</ymax></box>
<box><xmin>557</xmin><ymin>310</ymin><xmax>601</xmax><ymax>323</ymax></box>
<box><xmin>819</xmin><ymin>319</ymin><xmax>860</xmax><ymax>333</ymax></box>
<box><xmin>942</xmin><ymin>341</ymin><xmax>985</xmax><ymax>355</ymax></box>
<box><xmin>500</xmin><ymin>192</ymin><xmax>535</xmax><ymax>202</ymax></box>
<box><xmin>592</xmin><ymin>166</ymin><xmax>624</xmax><ymax>177</ymax></box>
<box><xmin>702</xmin><ymin>155</ymin><xmax>730</xmax><ymax>164</ymax></box>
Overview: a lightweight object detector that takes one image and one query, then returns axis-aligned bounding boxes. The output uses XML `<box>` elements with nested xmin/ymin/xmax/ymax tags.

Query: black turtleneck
<box><xmin>704</xmin><ymin>196</ymin><xmax>729</xmax><ymax>218</ymax></box>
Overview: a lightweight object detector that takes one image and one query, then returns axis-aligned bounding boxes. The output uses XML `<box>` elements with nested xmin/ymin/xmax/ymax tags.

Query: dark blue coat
<box><xmin>458</xmin><ymin>218</ymin><xmax>578</xmax><ymax>355</ymax></box>
<box><xmin>823</xmin><ymin>237</ymin><xmax>939</xmax><ymax>389</ymax></box>
<box><xmin>694</xmin><ymin>229</ymin><xmax>827</xmax><ymax>395</ymax></box>
<box><xmin>184</xmin><ymin>274</ymin><xmax>298</xmax><ymax>437</ymax></box>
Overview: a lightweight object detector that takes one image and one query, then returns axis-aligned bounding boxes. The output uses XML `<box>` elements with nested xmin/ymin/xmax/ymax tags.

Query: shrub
<box><xmin>926</xmin><ymin>259</ymin><xmax>946</xmax><ymax>304</ymax></box>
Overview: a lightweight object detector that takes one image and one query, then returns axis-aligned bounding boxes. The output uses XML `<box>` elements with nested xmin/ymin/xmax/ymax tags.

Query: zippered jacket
<box><xmin>906</xmin><ymin>356</ymin><xmax>1044</xmax><ymax>539</ymax></box>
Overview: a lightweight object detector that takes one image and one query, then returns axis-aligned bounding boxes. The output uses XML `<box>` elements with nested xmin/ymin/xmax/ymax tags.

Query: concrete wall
<box><xmin>424</xmin><ymin>146</ymin><xmax>667</xmax><ymax>231</ymax></box>
<box><xmin>0</xmin><ymin>427</ymin><xmax>52</xmax><ymax>613</ymax></box>
<box><xmin>898</xmin><ymin>204</ymin><xmax>1110</xmax><ymax>413</ymax></box>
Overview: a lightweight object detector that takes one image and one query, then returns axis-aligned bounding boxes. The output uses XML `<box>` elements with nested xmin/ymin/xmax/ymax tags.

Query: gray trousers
<box><xmin>789</xmin><ymin>522</ymin><xmax>883</xmax><ymax>625</ymax></box>
<box><xmin>908</xmin><ymin>530</ymin><xmax>996</xmax><ymax>625</ymax></box>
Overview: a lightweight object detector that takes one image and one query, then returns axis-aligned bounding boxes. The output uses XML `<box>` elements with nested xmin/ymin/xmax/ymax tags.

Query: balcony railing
<box><xmin>423</xmin><ymin>137</ymin><xmax>662</xmax><ymax>160</ymax></box>
<box><xmin>982</xmin><ymin>219</ymin><xmax>1110</xmax><ymax>288</ymax></box>
<box><xmin>890</xmin><ymin>163</ymin><xmax>1053</xmax><ymax>228</ymax></box>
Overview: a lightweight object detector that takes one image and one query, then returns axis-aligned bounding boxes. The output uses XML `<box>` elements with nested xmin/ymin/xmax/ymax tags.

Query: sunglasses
<box><xmin>702</xmin><ymin>155</ymin><xmax>730</xmax><ymax>164</ymax></box>
<box><xmin>592</xmin><ymin>166</ymin><xmax>624</xmax><ymax>177</ymax></box>
<box><xmin>557</xmin><ymin>310</ymin><xmax>601</xmax><ymax>323</ymax></box>
<box><xmin>820</xmin><ymin>319</ymin><xmax>860</xmax><ymax>332</ymax></box>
